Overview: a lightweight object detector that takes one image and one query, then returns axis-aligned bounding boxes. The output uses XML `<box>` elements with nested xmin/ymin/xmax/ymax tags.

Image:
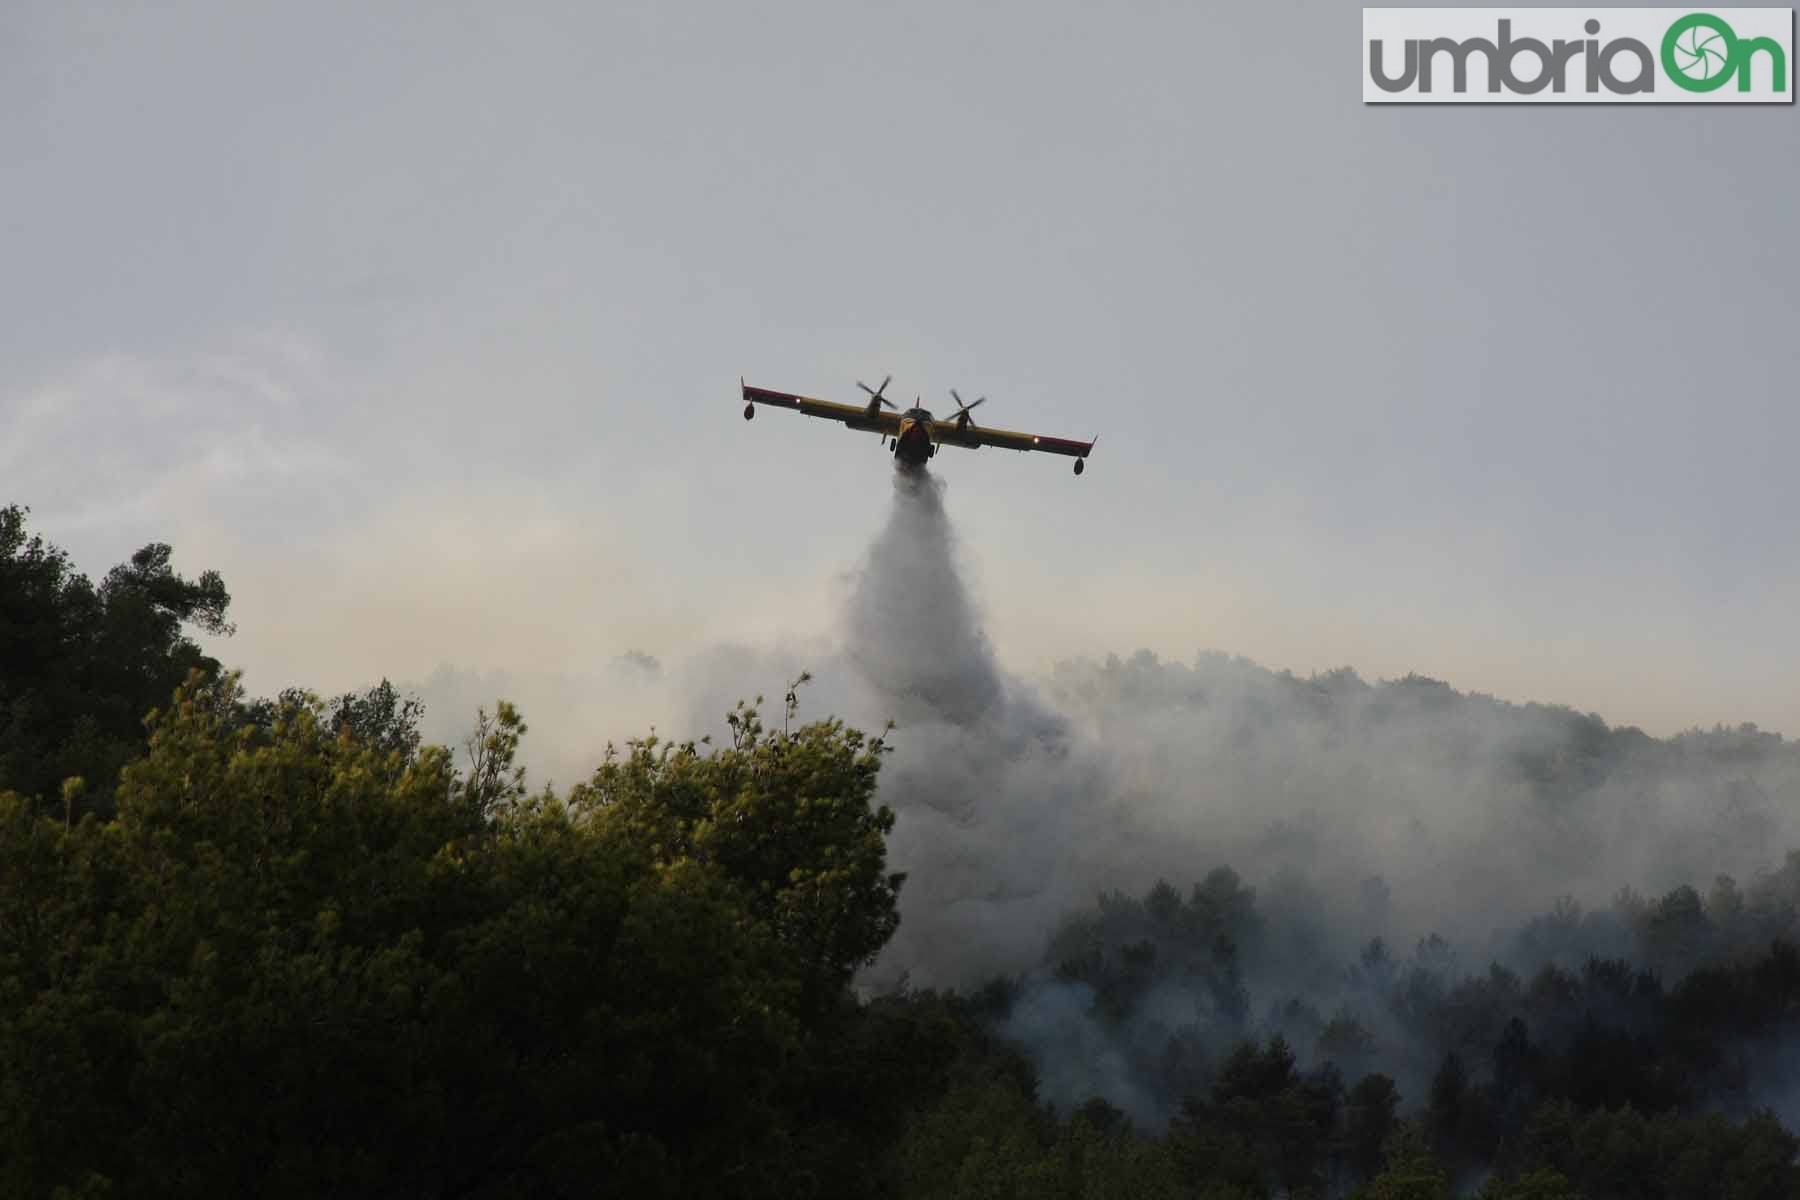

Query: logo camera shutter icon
<box><xmin>1661</xmin><ymin>12</ymin><xmax>1789</xmax><ymax>92</ymax></box>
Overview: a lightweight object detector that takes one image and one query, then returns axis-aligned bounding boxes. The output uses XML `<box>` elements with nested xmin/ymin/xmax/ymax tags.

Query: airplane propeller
<box><xmin>858</xmin><ymin>375</ymin><xmax>897</xmax><ymax>409</ymax></box>
<box><xmin>948</xmin><ymin>389</ymin><xmax>987</xmax><ymax>425</ymax></box>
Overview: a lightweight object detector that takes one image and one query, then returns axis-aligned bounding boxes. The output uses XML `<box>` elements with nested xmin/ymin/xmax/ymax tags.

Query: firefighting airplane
<box><xmin>740</xmin><ymin>376</ymin><xmax>1097</xmax><ymax>475</ymax></box>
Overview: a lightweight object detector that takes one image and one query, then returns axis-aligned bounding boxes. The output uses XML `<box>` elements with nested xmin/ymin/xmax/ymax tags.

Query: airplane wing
<box><xmin>742</xmin><ymin>382</ymin><xmax>902</xmax><ymax>434</ymax></box>
<box><xmin>930</xmin><ymin>420</ymin><xmax>1095</xmax><ymax>459</ymax></box>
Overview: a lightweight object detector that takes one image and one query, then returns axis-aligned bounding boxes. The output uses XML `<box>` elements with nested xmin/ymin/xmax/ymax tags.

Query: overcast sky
<box><xmin>5</xmin><ymin>0</ymin><xmax>1796</xmax><ymax>743</ymax></box>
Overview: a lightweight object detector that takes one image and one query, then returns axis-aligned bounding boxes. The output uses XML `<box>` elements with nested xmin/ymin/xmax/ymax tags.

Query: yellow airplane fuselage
<box><xmin>894</xmin><ymin>412</ymin><xmax>936</xmax><ymax>468</ymax></box>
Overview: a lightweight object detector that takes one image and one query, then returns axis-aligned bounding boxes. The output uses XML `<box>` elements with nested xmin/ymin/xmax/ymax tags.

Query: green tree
<box><xmin>0</xmin><ymin>672</ymin><xmax>909</xmax><ymax>1198</ymax></box>
<box><xmin>327</xmin><ymin>677</ymin><xmax>425</xmax><ymax>761</ymax></box>
<box><xmin>891</xmin><ymin>1075</ymin><xmax>1049</xmax><ymax>1200</ymax></box>
<box><xmin>1353</xmin><ymin>1123</ymin><xmax>1451</xmax><ymax>1200</ymax></box>
<box><xmin>1344</xmin><ymin>1074</ymin><xmax>1402</xmax><ymax>1183</ymax></box>
<box><xmin>1477</xmin><ymin>1168</ymin><xmax>1583</xmax><ymax>1199</ymax></box>
<box><xmin>0</xmin><ymin>504</ymin><xmax>231</xmax><ymax>817</ymax></box>
<box><xmin>1170</xmin><ymin>1035</ymin><xmax>1341</xmax><ymax>1197</ymax></box>
<box><xmin>571</xmin><ymin>698</ymin><xmax>905</xmax><ymax>1022</ymax></box>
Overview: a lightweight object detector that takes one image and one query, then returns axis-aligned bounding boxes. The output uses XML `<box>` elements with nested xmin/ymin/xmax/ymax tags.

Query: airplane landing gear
<box><xmin>744</xmin><ymin>403</ymin><xmax>755</xmax><ymax>420</ymax></box>
<box><xmin>1074</xmin><ymin>458</ymin><xmax>1085</xmax><ymax>476</ymax></box>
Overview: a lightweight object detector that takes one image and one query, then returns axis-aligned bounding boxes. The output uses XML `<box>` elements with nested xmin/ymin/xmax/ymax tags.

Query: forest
<box><xmin>4</xmin><ymin>499</ymin><xmax>1800</xmax><ymax>1199</ymax></box>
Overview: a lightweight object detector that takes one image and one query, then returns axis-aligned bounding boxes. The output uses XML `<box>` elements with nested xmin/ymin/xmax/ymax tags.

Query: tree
<box><xmin>457</xmin><ymin>699</ymin><xmax>530</xmax><ymax>815</ymax></box>
<box><xmin>0</xmin><ymin>673</ymin><xmax>909</xmax><ymax>1198</ymax></box>
<box><xmin>1318</xmin><ymin>1012</ymin><xmax>1378</xmax><ymax>1082</ymax></box>
<box><xmin>1344</xmin><ymin>1074</ymin><xmax>1403</xmax><ymax>1183</ymax></box>
<box><xmin>1477</xmin><ymin>1168</ymin><xmax>1582</xmax><ymax>1199</ymax></box>
<box><xmin>571</xmin><ymin>698</ymin><xmax>905</xmax><ymax>1022</ymax></box>
<box><xmin>1353</xmin><ymin>1123</ymin><xmax>1451</xmax><ymax>1200</ymax></box>
<box><xmin>1174</xmin><ymin>1035</ymin><xmax>1341</xmax><ymax>1197</ymax></box>
<box><xmin>327</xmin><ymin>677</ymin><xmax>425</xmax><ymax>762</ymax></box>
<box><xmin>0</xmin><ymin>504</ymin><xmax>232</xmax><ymax>817</ymax></box>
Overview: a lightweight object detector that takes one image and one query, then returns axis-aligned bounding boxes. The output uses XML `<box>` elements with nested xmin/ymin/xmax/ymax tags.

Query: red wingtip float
<box><xmin>739</xmin><ymin>377</ymin><xmax>1097</xmax><ymax>477</ymax></box>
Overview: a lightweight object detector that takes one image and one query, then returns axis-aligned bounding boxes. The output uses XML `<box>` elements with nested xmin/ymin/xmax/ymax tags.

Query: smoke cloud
<box><xmin>402</xmin><ymin>463</ymin><xmax>1800</xmax><ymax>1123</ymax></box>
<box><xmin>842</xmin><ymin>470</ymin><xmax>1099</xmax><ymax>984</ymax></box>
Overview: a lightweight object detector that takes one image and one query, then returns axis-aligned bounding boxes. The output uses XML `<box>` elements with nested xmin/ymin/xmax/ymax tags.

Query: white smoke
<box><xmin>400</xmin><ymin>463</ymin><xmax>1800</xmax><ymax>1119</ymax></box>
<box><xmin>843</xmin><ymin>469</ymin><xmax>1101</xmax><ymax>985</ymax></box>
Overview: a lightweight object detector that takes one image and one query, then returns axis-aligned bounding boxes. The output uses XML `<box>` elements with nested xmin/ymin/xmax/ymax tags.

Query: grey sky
<box><xmin>5</xmin><ymin>0</ymin><xmax>1797</xmax><ymax>744</ymax></box>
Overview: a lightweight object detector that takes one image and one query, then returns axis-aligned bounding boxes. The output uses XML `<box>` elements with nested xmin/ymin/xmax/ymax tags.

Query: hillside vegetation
<box><xmin>4</xmin><ymin>503</ymin><xmax>1799</xmax><ymax>1199</ymax></box>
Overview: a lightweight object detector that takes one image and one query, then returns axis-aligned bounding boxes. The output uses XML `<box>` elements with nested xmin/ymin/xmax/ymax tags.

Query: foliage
<box><xmin>10</xmin><ymin>503</ymin><xmax>1800</xmax><ymax>1197</ymax></box>
<box><xmin>0</xmin><ymin>504</ymin><xmax>232</xmax><ymax>817</ymax></box>
<box><xmin>0</xmin><ymin>673</ymin><xmax>904</xmax><ymax>1198</ymax></box>
<box><xmin>570</xmin><ymin>698</ymin><xmax>905</xmax><ymax>1022</ymax></box>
